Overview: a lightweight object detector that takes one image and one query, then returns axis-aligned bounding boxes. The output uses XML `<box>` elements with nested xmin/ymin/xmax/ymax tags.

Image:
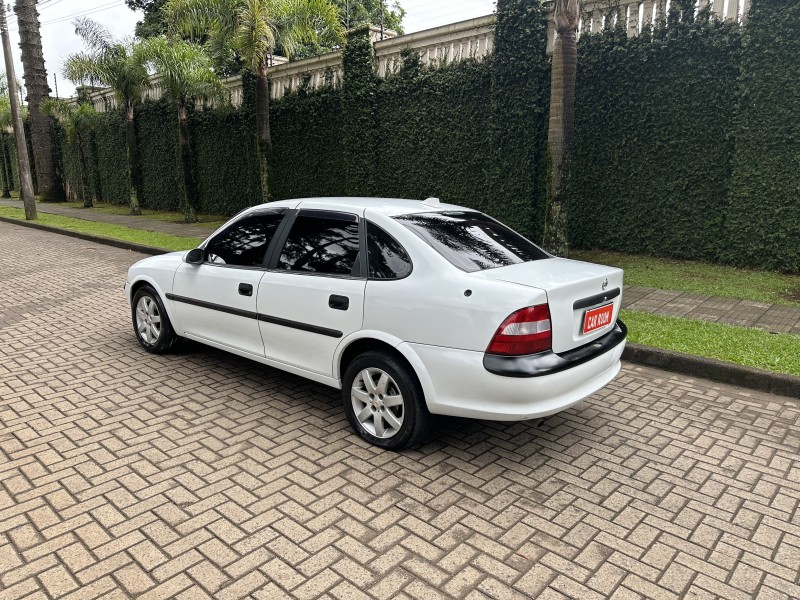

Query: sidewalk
<box><xmin>5</xmin><ymin>198</ymin><xmax>800</xmax><ymax>335</ymax></box>
<box><xmin>0</xmin><ymin>198</ymin><xmax>218</xmax><ymax>239</ymax></box>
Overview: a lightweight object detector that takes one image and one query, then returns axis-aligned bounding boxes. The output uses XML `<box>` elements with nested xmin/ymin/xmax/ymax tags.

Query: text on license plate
<box><xmin>583</xmin><ymin>303</ymin><xmax>614</xmax><ymax>334</ymax></box>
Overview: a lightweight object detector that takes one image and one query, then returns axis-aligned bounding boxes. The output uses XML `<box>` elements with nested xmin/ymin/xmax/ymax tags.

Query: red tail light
<box><xmin>486</xmin><ymin>304</ymin><xmax>552</xmax><ymax>356</ymax></box>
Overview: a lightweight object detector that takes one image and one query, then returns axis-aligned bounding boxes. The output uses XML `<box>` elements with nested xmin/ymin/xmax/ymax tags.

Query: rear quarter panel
<box><xmin>362</xmin><ymin>212</ymin><xmax>548</xmax><ymax>352</ymax></box>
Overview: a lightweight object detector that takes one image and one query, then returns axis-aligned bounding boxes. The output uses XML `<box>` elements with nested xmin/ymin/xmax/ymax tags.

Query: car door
<box><xmin>257</xmin><ymin>209</ymin><xmax>367</xmax><ymax>377</ymax></box>
<box><xmin>170</xmin><ymin>209</ymin><xmax>287</xmax><ymax>357</ymax></box>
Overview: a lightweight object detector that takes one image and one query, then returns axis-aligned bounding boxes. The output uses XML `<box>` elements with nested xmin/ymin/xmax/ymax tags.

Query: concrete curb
<box><xmin>0</xmin><ymin>215</ymin><xmax>171</xmax><ymax>256</ymax></box>
<box><xmin>4</xmin><ymin>215</ymin><xmax>799</xmax><ymax>399</ymax></box>
<box><xmin>623</xmin><ymin>343</ymin><xmax>800</xmax><ymax>399</ymax></box>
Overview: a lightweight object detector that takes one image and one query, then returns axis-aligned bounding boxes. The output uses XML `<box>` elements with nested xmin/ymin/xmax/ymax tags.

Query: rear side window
<box><xmin>277</xmin><ymin>211</ymin><xmax>360</xmax><ymax>275</ymax></box>
<box><xmin>205</xmin><ymin>210</ymin><xmax>285</xmax><ymax>267</ymax></box>
<box><xmin>367</xmin><ymin>222</ymin><xmax>412</xmax><ymax>279</ymax></box>
<box><xmin>395</xmin><ymin>211</ymin><xmax>549</xmax><ymax>272</ymax></box>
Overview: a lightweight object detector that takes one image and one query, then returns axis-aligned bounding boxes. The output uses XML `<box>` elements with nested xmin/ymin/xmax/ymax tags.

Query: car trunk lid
<box><xmin>479</xmin><ymin>258</ymin><xmax>624</xmax><ymax>354</ymax></box>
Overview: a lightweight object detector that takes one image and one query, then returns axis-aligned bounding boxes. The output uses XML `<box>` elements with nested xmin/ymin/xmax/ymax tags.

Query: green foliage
<box><xmin>125</xmin><ymin>0</ymin><xmax>168</xmax><ymax>38</ymax></box>
<box><xmin>191</xmin><ymin>106</ymin><xmax>261</xmax><ymax>213</ymax></box>
<box><xmin>64</xmin><ymin>18</ymin><xmax>149</xmax><ymax>108</ymax></box>
<box><xmin>336</xmin><ymin>0</ymin><xmax>404</xmax><ymax>33</ymax></box>
<box><xmin>726</xmin><ymin>0</ymin><xmax>800</xmax><ymax>272</ymax></box>
<box><xmin>489</xmin><ymin>0</ymin><xmax>550</xmax><ymax>238</ymax></box>
<box><xmin>569</xmin><ymin>22</ymin><xmax>741</xmax><ymax>261</ymax></box>
<box><xmin>271</xmin><ymin>86</ymin><xmax>345</xmax><ymax>199</ymax></box>
<box><xmin>135</xmin><ymin>100</ymin><xmax>184</xmax><ymax>210</ymax></box>
<box><xmin>92</xmin><ymin>109</ymin><xmax>129</xmax><ymax>204</ymax></box>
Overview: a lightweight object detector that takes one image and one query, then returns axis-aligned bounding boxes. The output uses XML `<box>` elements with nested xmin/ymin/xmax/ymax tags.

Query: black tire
<box><xmin>131</xmin><ymin>285</ymin><xmax>178</xmax><ymax>354</ymax></box>
<box><xmin>342</xmin><ymin>350</ymin><xmax>431</xmax><ymax>450</ymax></box>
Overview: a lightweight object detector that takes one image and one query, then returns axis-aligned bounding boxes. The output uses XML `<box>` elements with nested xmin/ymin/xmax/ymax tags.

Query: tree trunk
<box><xmin>124</xmin><ymin>98</ymin><xmax>142</xmax><ymax>215</ymax></box>
<box><xmin>178</xmin><ymin>98</ymin><xmax>198</xmax><ymax>223</ymax></box>
<box><xmin>0</xmin><ymin>133</ymin><xmax>11</xmax><ymax>198</ymax></box>
<box><xmin>256</xmin><ymin>61</ymin><xmax>272</xmax><ymax>204</ymax></box>
<box><xmin>14</xmin><ymin>0</ymin><xmax>64</xmax><ymax>201</ymax></box>
<box><xmin>543</xmin><ymin>4</ymin><xmax>578</xmax><ymax>258</ymax></box>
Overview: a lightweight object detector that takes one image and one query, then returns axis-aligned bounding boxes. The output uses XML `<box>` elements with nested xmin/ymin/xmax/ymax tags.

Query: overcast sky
<box><xmin>4</xmin><ymin>0</ymin><xmax>497</xmax><ymax>99</ymax></box>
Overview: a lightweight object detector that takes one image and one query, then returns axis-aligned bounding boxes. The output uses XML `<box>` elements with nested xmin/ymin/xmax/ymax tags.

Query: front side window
<box><xmin>367</xmin><ymin>222</ymin><xmax>412</xmax><ymax>279</ymax></box>
<box><xmin>205</xmin><ymin>210</ymin><xmax>285</xmax><ymax>267</ymax></box>
<box><xmin>276</xmin><ymin>211</ymin><xmax>361</xmax><ymax>276</ymax></box>
<box><xmin>395</xmin><ymin>211</ymin><xmax>549</xmax><ymax>272</ymax></box>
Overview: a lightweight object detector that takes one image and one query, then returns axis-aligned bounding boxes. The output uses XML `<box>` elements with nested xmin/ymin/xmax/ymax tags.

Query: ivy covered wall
<box><xmin>569</xmin><ymin>21</ymin><xmax>741</xmax><ymax>261</ymax></box>
<box><xmin>726</xmin><ymin>0</ymin><xmax>800</xmax><ymax>272</ymax></box>
<box><xmin>54</xmin><ymin>0</ymin><xmax>800</xmax><ymax>271</ymax></box>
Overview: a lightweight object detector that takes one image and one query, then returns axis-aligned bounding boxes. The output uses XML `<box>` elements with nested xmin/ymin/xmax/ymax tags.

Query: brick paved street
<box><xmin>2</xmin><ymin>221</ymin><xmax>800</xmax><ymax>599</ymax></box>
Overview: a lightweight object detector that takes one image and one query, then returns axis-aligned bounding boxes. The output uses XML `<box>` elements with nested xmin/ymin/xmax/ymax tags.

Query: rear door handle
<box><xmin>329</xmin><ymin>295</ymin><xmax>349</xmax><ymax>311</ymax></box>
<box><xmin>238</xmin><ymin>283</ymin><xmax>253</xmax><ymax>297</ymax></box>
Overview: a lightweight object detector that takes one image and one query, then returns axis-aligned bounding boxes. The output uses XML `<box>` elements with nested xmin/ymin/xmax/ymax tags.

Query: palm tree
<box><xmin>42</xmin><ymin>98</ymin><xmax>98</xmax><ymax>207</ymax></box>
<box><xmin>64</xmin><ymin>18</ymin><xmax>149</xmax><ymax>215</ymax></box>
<box><xmin>137</xmin><ymin>37</ymin><xmax>225</xmax><ymax>222</ymax></box>
<box><xmin>164</xmin><ymin>0</ymin><xmax>343</xmax><ymax>202</ymax></box>
<box><xmin>14</xmin><ymin>0</ymin><xmax>65</xmax><ymax>201</ymax></box>
<box><xmin>542</xmin><ymin>0</ymin><xmax>579</xmax><ymax>257</ymax></box>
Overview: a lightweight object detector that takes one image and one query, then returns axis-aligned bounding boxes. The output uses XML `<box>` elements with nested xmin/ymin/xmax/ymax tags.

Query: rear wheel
<box><xmin>342</xmin><ymin>351</ymin><xmax>431</xmax><ymax>450</ymax></box>
<box><xmin>132</xmin><ymin>285</ymin><xmax>178</xmax><ymax>354</ymax></box>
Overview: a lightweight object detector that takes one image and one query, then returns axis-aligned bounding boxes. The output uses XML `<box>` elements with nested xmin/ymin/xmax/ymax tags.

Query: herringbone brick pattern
<box><xmin>2</xmin><ymin>221</ymin><xmax>799</xmax><ymax>599</ymax></box>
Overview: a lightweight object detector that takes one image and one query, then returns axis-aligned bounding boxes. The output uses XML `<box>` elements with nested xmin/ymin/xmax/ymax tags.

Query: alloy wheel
<box><xmin>351</xmin><ymin>367</ymin><xmax>405</xmax><ymax>439</ymax></box>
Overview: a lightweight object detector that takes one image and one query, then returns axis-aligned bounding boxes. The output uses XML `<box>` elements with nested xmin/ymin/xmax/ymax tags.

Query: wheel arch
<box><xmin>128</xmin><ymin>276</ymin><xmax>179</xmax><ymax>328</ymax></box>
<box><xmin>335</xmin><ymin>331</ymin><xmax>438</xmax><ymax>410</ymax></box>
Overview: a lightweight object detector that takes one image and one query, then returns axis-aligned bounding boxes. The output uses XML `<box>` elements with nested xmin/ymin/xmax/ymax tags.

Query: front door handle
<box><xmin>329</xmin><ymin>295</ymin><xmax>349</xmax><ymax>311</ymax></box>
<box><xmin>238</xmin><ymin>283</ymin><xmax>253</xmax><ymax>297</ymax></box>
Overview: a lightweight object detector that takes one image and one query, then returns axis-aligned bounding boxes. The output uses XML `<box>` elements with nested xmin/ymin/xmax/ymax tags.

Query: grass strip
<box><xmin>0</xmin><ymin>206</ymin><xmax>199</xmax><ymax>252</ymax></box>
<box><xmin>622</xmin><ymin>309</ymin><xmax>800</xmax><ymax>377</ymax></box>
<box><xmin>60</xmin><ymin>200</ymin><xmax>228</xmax><ymax>229</ymax></box>
<box><xmin>573</xmin><ymin>249</ymin><xmax>800</xmax><ymax>307</ymax></box>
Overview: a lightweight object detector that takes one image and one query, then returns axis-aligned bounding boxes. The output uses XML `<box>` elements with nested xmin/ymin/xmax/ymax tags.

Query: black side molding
<box><xmin>483</xmin><ymin>320</ymin><xmax>627</xmax><ymax>378</ymax></box>
<box><xmin>166</xmin><ymin>293</ymin><xmax>343</xmax><ymax>338</ymax></box>
<box><xmin>573</xmin><ymin>288</ymin><xmax>621</xmax><ymax>311</ymax></box>
<box><xmin>258</xmin><ymin>314</ymin><xmax>343</xmax><ymax>338</ymax></box>
<box><xmin>166</xmin><ymin>293</ymin><xmax>258</xmax><ymax>320</ymax></box>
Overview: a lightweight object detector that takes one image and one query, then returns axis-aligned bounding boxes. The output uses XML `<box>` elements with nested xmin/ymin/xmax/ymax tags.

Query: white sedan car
<box><xmin>125</xmin><ymin>197</ymin><xmax>626</xmax><ymax>449</ymax></box>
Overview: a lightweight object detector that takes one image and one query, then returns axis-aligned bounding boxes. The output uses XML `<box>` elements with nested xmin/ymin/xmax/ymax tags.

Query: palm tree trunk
<box><xmin>14</xmin><ymin>0</ymin><xmax>64</xmax><ymax>201</ymax></box>
<box><xmin>0</xmin><ymin>133</ymin><xmax>10</xmax><ymax>198</ymax></box>
<box><xmin>124</xmin><ymin>98</ymin><xmax>142</xmax><ymax>215</ymax></box>
<box><xmin>256</xmin><ymin>61</ymin><xmax>272</xmax><ymax>203</ymax></box>
<box><xmin>178</xmin><ymin>98</ymin><xmax>198</xmax><ymax>223</ymax></box>
<box><xmin>543</xmin><ymin>17</ymin><xmax>578</xmax><ymax>257</ymax></box>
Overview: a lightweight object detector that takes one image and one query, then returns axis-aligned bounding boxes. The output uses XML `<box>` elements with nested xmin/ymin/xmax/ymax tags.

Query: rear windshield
<box><xmin>395</xmin><ymin>211</ymin><xmax>550</xmax><ymax>272</ymax></box>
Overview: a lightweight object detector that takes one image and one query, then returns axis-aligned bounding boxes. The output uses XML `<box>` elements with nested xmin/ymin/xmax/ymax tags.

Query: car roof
<box><xmin>247</xmin><ymin>196</ymin><xmax>470</xmax><ymax>217</ymax></box>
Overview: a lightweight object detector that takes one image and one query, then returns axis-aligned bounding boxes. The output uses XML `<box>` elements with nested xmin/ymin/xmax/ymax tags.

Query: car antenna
<box><xmin>422</xmin><ymin>197</ymin><xmax>441</xmax><ymax>207</ymax></box>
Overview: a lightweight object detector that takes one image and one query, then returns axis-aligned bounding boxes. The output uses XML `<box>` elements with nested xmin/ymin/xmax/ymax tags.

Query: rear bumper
<box><xmin>404</xmin><ymin>324</ymin><xmax>625</xmax><ymax>421</ymax></box>
<box><xmin>483</xmin><ymin>320</ymin><xmax>627</xmax><ymax>377</ymax></box>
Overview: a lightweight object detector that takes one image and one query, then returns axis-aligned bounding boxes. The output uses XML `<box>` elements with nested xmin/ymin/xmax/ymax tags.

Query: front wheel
<box><xmin>131</xmin><ymin>285</ymin><xmax>178</xmax><ymax>354</ymax></box>
<box><xmin>342</xmin><ymin>351</ymin><xmax>431</xmax><ymax>450</ymax></box>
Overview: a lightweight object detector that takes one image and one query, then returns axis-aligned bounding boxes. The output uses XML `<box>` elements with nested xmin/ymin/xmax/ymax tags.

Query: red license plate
<box><xmin>583</xmin><ymin>303</ymin><xmax>614</xmax><ymax>334</ymax></box>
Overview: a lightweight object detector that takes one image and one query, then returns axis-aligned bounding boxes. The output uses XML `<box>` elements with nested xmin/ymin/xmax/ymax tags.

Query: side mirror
<box><xmin>184</xmin><ymin>248</ymin><xmax>204</xmax><ymax>264</ymax></box>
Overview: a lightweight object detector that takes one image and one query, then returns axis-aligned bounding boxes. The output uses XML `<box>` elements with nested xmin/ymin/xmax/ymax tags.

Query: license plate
<box><xmin>583</xmin><ymin>303</ymin><xmax>614</xmax><ymax>334</ymax></box>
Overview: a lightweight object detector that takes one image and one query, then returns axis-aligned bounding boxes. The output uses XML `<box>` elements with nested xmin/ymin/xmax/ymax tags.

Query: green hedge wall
<box><xmin>93</xmin><ymin>109</ymin><xmax>129</xmax><ymax>205</ymax></box>
<box><xmin>54</xmin><ymin>0</ymin><xmax>800</xmax><ymax>272</ymax></box>
<box><xmin>271</xmin><ymin>86</ymin><xmax>346</xmax><ymax>200</ymax></box>
<box><xmin>569</xmin><ymin>21</ymin><xmax>741</xmax><ymax>261</ymax></box>
<box><xmin>137</xmin><ymin>100</ymin><xmax>183</xmax><ymax>211</ymax></box>
<box><xmin>726</xmin><ymin>0</ymin><xmax>800</xmax><ymax>272</ymax></box>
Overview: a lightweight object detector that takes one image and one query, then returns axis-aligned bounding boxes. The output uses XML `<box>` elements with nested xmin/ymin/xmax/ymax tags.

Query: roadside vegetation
<box><xmin>622</xmin><ymin>310</ymin><xmax>800</xmax><ymax>376</ymax></box>
<box><xmin>573</xmin><ymin>249</ymin><xmax>800</xmax><ymax>307</ymax></box>
<box><xmin>0</xmin><ymin>206</ymin><xmax>199</xmax><ymax>251</ymax></box>
<box><xmin>59</xmin><ymin>199</ymin><xmax>227</xmax><ymax>228</ymax></box>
